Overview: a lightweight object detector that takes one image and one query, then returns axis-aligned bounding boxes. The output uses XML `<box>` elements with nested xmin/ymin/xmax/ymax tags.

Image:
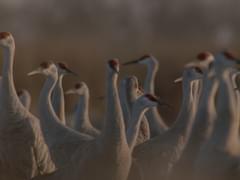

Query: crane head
<box><xmin>27</xmin><ymin>61</ymin><xmax>57</xmax><ymax>76</ymax></box>
<box><xmin>0</xmin><ymin>32</ymin><xmax>14</xmax><ymax>48</ymax></box>
<box><xmin>214</xmin><ymin>51</ymin><xmax>240</xmax><ymax>70</ymax></box>
<box><xmin>196</xmin><ymin>52</ymin><xmax>214</xmax><ymax>62</ymax></box>
<box><xmin>57</xmin><ymin>62</ymin><xmax>78</xmax><ymax>76</ymax></box>
<box><xmin>108</xmin><ymin>59</ymin><xmax>120</xmax><ymax>73</ymax></box>
<box><xmin>143</xmin><ymin>94</ymin><xmax>172</xmax><ymax>109</ymax></box>
<box><xmin>65</xmin><ymin>82</ymin><xmax>88</xmax><ymax>95</ymax></box>
<box><xmin>174</xmin><ymin>66</ymin><xmax>203</xmax><ymax>83</ymax></box>
<box><xmin>17</xmin><ymin>89</ymin><xmax>24</xmax><ymax>97</ymax></box>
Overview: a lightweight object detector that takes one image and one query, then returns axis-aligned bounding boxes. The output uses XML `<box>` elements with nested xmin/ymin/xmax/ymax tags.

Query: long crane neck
<box><xmin>38</xmin><ymin>73</ymin><xmax>62</xmax><ymax>140</ymax></box>
<box><xmin>211</xmin><ymin>70</ymin><xmax>240</xmax><ymax>152</ymax></box>
<box><xmin>126</xmin><ymin>102</ymin><xmax>148</xmax><ymax>152</ymax></box>
<box><xmin>187</xmin><ymin>74</ymin><xmax>218</xmax><ymax>150</ymax></box>
<box><xmin>144</xmin><ymin>63</ymin><xmax>158</xmax><ymax>94</ymax></box>
<box><xmin>102</xmin><ymin>71</ymin><xmax>127</xmax><ymax>146</ymax></box>
<box><xmin>144</xmin><ymin>62</ymin><xmax>168</xmax><ymax>135</ymax></box>
<box><xmin>51</xmin><ymin>74</ymin><xmax>66</xmax><ymax>124</ymax></box>
<box><xmin>0</xmin><ymin>45</ymin><xmax>26</xmax><ymax>116</ymax></box>
<box><xmin>119</xmin><ymin>81</ymin><xmax>130</xmax><ymax>128</ymax></box>
<box><xmin>170</xmin><ymin>79</ymin><xmax>199</xmax><ymax>141</ymax></box>
<box><xmin>74</xmin><ymin>88</ymin><xmax>92</xmax><ymax>130</ymax></box>
<box><xmin>19</xmin><ymin>93</ymin><xmax>31</xmax><ymax>110</ymax></box>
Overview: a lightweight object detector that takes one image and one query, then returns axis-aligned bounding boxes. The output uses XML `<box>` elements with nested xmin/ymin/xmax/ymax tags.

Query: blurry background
<box><xmin>0</xmin><ymin>0</ymin><xmax>240</xmax><ymax>125</ymax></box>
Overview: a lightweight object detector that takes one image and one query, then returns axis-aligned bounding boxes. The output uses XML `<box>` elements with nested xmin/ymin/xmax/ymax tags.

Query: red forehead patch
<box><xmin>197</xmin><ymin>52</ymin><xmax>211</xmax><ymax>61</ymax></box>
<box><xmin>108</xmin><ymin>59</ymin><xmax>119</xmax><ymax>69</ymax></box>
<box><xmin>0</xmin><ymin>32</ymin><xmax>11</xmax><ymax>39</ymax></box>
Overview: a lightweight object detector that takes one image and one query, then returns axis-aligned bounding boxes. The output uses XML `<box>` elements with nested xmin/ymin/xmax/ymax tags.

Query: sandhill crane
<box><xmin>168</xmin><ymin>53</ymin><xmax>216</xmax><ymax>180</ymax></box>
<box><xmin>172</xmin><ymin>53</ymin><xmax>237</xmax><ymax>179</ymax></box>
<box><xmin>129</xmin><ymin>65</ymin><xmax>203</xmax><ymax>180</ymax></box>
<box><xmin>17</xmin><ymin>89</ymin><xmax>31</xmax><ymax>110</ymax></box>
<box><xmin>31</xmin><ymin>59</ymin><xmax>132</xmax><ymax>180</ymax></box>
<box><xmin>127</xmin><ymin>94</ymin><xmax>168</xmax><ymax>152</ymax></box>
<box><xmin>0</xmin><ymin>32</ymin><xmax>56</xmax><ymax>180</ymax></box>
<box><xmin>193</xmin><ymin>52</ymin><xmax>240</xmax><ymax>180</ymax></box>
<box><xmin>65</xmin><ymin>82</ymin><xmax>100</xmax><ymax>137</ymax></box>
<box><xmin>28</xmin><ymin>62</ymin><xmax>92</xmax><ymax>168</ymax></box>
<box><xmin>51</xmin><ymin>62</ymin><xmax>77</xmax><ymax>124</ymax></box>
<box><xmin>122</xmin><ymin>76</ymin><xmax>150</xmax><ymax>146</ymax></box>
<box><xmin>123</xmin><ymin>55</ymin><xmax>168</xmax><ymax>137</ymax></box>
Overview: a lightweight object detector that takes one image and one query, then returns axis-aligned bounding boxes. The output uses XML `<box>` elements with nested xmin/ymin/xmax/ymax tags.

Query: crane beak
<box><xmin>122</xmin><ymin>59</ymin><xmax>141</xmax><ymax>66</ymax></box>
<box><xmin>65</xmin><ymin>89</ymin><xmax>76</xmax><ymax>95</ymax></box>
<box><xmin>27</xmin><ymin>69</ymin><xmax>41</xmax><ymax>76</ymax></box>
<box><xmin>174</xmin><ymin>77</ymin><xmax>183</xmax><ymax>83</ymax></box>
<box><xmin>65</xmin><ymin>68</ymin><xmax>78</xmax><ymax>76</ymax></box>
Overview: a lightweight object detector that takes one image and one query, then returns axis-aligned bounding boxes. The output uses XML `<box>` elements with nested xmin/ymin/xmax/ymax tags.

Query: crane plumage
<box><xmin>0</xmin><ymin>32</ymin><xmax>56</xmax><ymax>180</ymax></box>
<box><xmin>31</xmin><ymin>59</ymin><xmax>131</xmax><ymax>180</ymax></box>
<box><xmin>123</xmin><ymin>55</ymin><xmax>168</xmax><ymax>137</ymax></box>
<box><xmin>51</xmin><ymin>62</ymin><xmax>77</xmax><ymax>125</ymax></box>
<box><xmin>2</xmin><ymin>30</ymin><xmax>240</xmax><ymax>180</ymax></box>
<box><xmin>17</xmin><ymin>89</ymin><xmax>31</xmax><ymax>110</ymax></box>
<box><xmin>28</xmin><ymin>62</ymin><xmax>92</xmax><ymax>168</ymax></box>
<box><xmin>65</xmin><ymin>81</ymin><xmax>101</xmax><ymax>137</ymax></box>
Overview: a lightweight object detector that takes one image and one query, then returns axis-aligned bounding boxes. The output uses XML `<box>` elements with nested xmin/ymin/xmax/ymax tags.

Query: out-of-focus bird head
<box><xmin>27</xmin><ymin>61</ymin><xmax>57</xmax><ymax>77</ymax></box>
<box><xmin>65</xmin><ymin>82</ymin><xmax>88</xmax><ymax>95</ymax></box>
<box><xmin>138</xmin><ymin>94</ymin><xmax>171</xmax><ymax>109</ymax></box>
<box><xmin>185</xmin><ymin>51</ymin><xmax>214</xmax><ymax>70</ymax></box>
<box><xmin>108</xmin><ymin>58</ymin><xmax>120</xmax><ymax>74</ymax></box>
<box><xmin>56</xmin><ymin>62</ymin><xmax>78</xmax><ymax>76</ymax></box>
<box><xmin>214</xmin><ymin>51</ymin><xmax>240</xmax><ymax>70</ymax></box>
<box><xmin>174</xmin><ymin>66</ymin><xmax>203</xmax><ymax>83</ymax></box>
<box><xmin>0</xmin><ymin>32</ymin><xmax>14</xmax><ymax>48</ymax></box>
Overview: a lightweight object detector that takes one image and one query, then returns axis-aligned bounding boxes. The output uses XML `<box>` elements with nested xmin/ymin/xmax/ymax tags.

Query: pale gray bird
<box><xmin>119</xmin><ymin>76</ymin><xmax>150</xmax><ymax>146</ymax></box>
<box><xmin>65</xmin><ymin>82</ymin><xmax>101</xmax><ymax>137</ymax></box>
<box><xmin>0</xmin><ymin>32</ymin><xmax>56</xmax><ymax>180</ymax></box>
<box><xmin>31</xmin><ymin>59</ymin><xmax>131</xmax><ymax>180</ymax></box>
<box><xmin>194</xmin><ymin>52</ymin><xmax>240</xmax><ymax>180</ymax></box>
<box><xmin>123</xmin><ymin>55</ymin><xmax>168</xmax><ymax>137</ymax></box>
<box><xmin>129</xmin><ymin>65</ymin><xmax>203</xmax><ymax>180</ymax></box>
<box><xmin>28</xmin><ymin>62</ymin><xmax>92</xmax><ymax>168</ymax></box>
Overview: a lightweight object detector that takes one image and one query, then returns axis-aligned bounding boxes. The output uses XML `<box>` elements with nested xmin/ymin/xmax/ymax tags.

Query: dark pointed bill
<box><xmin>58</xmin><ymin>62</ymin><xmax>78</xmax><ymax>76</ymax></box>
<box><xmin>145</xmin><ymin>94</ymin><xmax>172</xmax><ymax>109</ymax></box>
<box><xmin>122</xmin><ymin>59</ymin><xmax>142</xmax><ymax>66</ymax></box>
